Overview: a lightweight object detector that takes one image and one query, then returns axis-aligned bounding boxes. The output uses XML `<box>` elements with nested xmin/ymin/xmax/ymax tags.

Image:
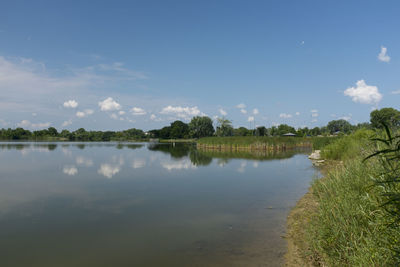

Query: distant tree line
<box><xmin>1</xmin><ymin>108</ymin><xmax>399</xmax><ymax>141</ymax></box>
<box><xmin>0</xmin><ymin>127</ymin><xmax>146</xmax><ymax>141</ymax></box>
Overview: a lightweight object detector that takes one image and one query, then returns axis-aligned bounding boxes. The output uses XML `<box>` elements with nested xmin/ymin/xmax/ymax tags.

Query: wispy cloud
<box><xmin>0</xmin><ymin>56</ymin><xmax>145</xmax><ymax>115</ymax></box>
<box><xmin>17</xmin><ymin>119</ymin><xmax>51</xmax><ymax>128</ymax></box>
<box><xmin>378</xmin><ymin>46</ymin><xmax>390</xmax><ymax>63</ymax></box>
<box><xmin>219</xmin><ymin>108</ymin><xmax>227</xmax><ymax>116</ymax></box>
<box><xmin>279</xmin><ymin>113</ymin><xmax>292</xmax><ymax>119</ymax></box>
<box><xmin>131</xmin><ymin>107</ymin><xmax>147</xmax><ymax>116</ymax></box>
<box><xmin>63</xmin><ymin>166</ymin><xmax>78</xmax><ymax>176</ymax></box>
<box><xmin>160</xmin><ymin>105</ymin><xmax>204</xmax><ymax>120</ymax></box>
<box><xmin>62</xmin><ymin>120</ymin><xmax>72</xmax><ymax>127</ymax></box>
<box><xmin>76</xmin><ymin>109</ymin><xmax>94</xmax><ymax>118</ymax></box>
<box><xmin>63</xmin><ymin>100</ymin><xmax>78</xmax><ymax>108</ymax></box>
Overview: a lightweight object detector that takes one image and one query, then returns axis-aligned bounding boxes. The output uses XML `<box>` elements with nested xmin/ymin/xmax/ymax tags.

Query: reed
<box><xmin>305</xmin><ymin>129</ymin><xmax>400</xmax><ymax>265</ymax></box>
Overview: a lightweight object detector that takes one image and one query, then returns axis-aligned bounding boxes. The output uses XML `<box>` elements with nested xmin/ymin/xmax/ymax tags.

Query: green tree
<box><xmin>189</xmin><ymin>116</ymin><xmax>215</xmax><ymax>138</ymax></box>
<box><xmin>327</xmin><ymin>119</ymin><xmax>353</xmax><ymax>134</ymax></box>
<box><xmin>370</xmin><ymin>107</ymin><xmax>400</xmax><ymax>129</ymax></box>
<box><xmin>170</xmin><ymin>120</ymin><xmax>189</xmax><ymax>139</ymax></box>
<box><xmin>256</xmin><ymin>126</ymin><xmax>267</xmax><ymax>136</ymax></box>
<box><xmin>277</xmin><ymin>124</ymin><xmax>296</xmax><ymax>135</ymax></box>
<box><xmin>159</xmin><ymin>126</ymin><xmax>171</xmax><ymax>139</ymax></box>
<box><xmin>310</xmin><ymin>127</ymin><xmax>321</xmax><ymax>136</ymax></box>
<box><xmin>234</xmin><ymin>127</ymin><xmax>252</xmax><ymax>136</ymax></box>
<box><xmin>47</xmin><ymin>127</ymin><xmax>58</xmax><ymax>136</ymax></box>
<box><xmin>216</xmin><ymin>118</ymin><xmax>234</xmax><ymax>137</ymax></box>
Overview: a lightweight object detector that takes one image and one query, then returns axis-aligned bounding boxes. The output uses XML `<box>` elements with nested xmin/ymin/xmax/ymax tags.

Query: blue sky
<box><xmin>1</xmin><ymin>0</ymin><xmax>399</xmax><ymax>131</ymax></box>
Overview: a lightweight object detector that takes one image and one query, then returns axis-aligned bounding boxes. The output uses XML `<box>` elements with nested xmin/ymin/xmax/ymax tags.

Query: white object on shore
<box><xmin>308</xmin><ymin>150</ymin><xmax>321</xmax><ymax>160</ymax></box>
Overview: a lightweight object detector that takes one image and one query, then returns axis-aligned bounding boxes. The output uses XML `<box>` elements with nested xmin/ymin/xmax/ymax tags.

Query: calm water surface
<box><xmin>0</xmin><ymin>142</ymin><xmax>317</xmax><ymax>267</ymax></box>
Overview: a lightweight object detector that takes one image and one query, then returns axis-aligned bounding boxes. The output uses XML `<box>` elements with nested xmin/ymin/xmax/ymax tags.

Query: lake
<box><xmin>0</xmin><ymin>142</ymin><xmax>317</xmax><ymax>267</ymax></box>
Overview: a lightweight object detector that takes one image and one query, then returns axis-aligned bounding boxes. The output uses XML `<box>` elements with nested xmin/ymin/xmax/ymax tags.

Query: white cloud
<box><xmin>310</xmin><ymin>109</ymin><xmax>319</xmax><ymax>118</ymax></box>
<box><xmin>311</xmin><ymin>119</ymin><xmax>317</xmax><ymax>123</ymax></box>
<box><xmin>339</xmin><ymin>116</ymin><xmax>351</xmax><ymax>121</ymax></box>
<box><xmin>63</xmin><ymin>166</ymin><xmax>78</xmax><ymax>176</ymax></box>
<box><xmin>236</xmin><ymin>103</ymin><xmax>246</xmax><ymax>109</ymax></box>
<box><xmin>98</xmin><ymin>97</ymin><xmax>121</xmax><ymax>111</ymax></box>
<box><xmin>132</xmin><ymin>158</ymin><xmax>146</xmax><ymax>169</ymax></box>
<box><xmin>110</xmin><ymin>113</ymin><xmax>118</xmax><ymax>120</ymax></box>
<box><xmin>148</xmin><ymin>114</ymin><xmax>162</xmax><ymax>122</ymax></box>
<box><xmin>344</xmin><ymin>80</ymin><xmax>382</xmax><ymax>104</ymax></box>
<box><xmin>391</xmin><ymin>90</ymin><xmax>400</xmax><ymax>95</ymax></box>
<box><xmin>219</xmin><ymin>108</ymin><xmax>227</xmax><ymax>116</ymax></box>
<box><xmin>17</xmin><ymin>119</ymin><xmax>50</xmax><ymax>128</ymax></box>
<box><xmin>17</xmin><ymin>120</ymin><xmax>31</xmax><ymax>128</ymax></box>
<box><xmin>0</xmin><ymin>57</ymin><xmax>145</xmax><ymax>115</ymax></box>
<box><xmin>237</xmin><ymin>161</ymin><xmax>247</xmax><ymax>173</ymax></box>
<box><xmin>119</xmin><ymin>110</ymin><xmax>126</xmax><ymax>115</ymax></box>
<box><xmin>0</xmin><ymin>119</ymin><xmax>9</xmax><ymax>127</ymax></box>
<box><xmin>279</xmin><ymin>113</ymin><xmax>292</xmax><ymax>119</ymax></box>
<box><xmin>76</xmin><ymin>112</ymin><xmax>85</xmax><ymax>118</ymax></box>
<box><xmin>76</xmin><ymin>156</ymin><xmax>93</xmax><ymax>167</ymax></box>
<box><xmin>295</xmin><ymin>112</ymin><xmax>300</xmax><ymax>116</ymax></box>
<box><xmin>253</xmin><ymin>108</ymin><xmax>259</xmax><ymax>115</ymax></box>
<box><xmin>240</xmin><ymin>109</ymin><xmax>247</xmax><ymax>114</ymax></box>
<box><xmin>161</xmin><ymin>159</ymin><xmax>196</xmax><ymax>171</ymax></box>
<box><xmin>76</xmin><ymin>109</ymin><xmax>94</xmax><ymax>118</ymax></box>
<box><xmin>62</xmin><ymin>120</ymin><xmax>72</xmax><ymax>127</ymax></box>
<box><xmin>378</xmin><ymin>46</ymin><xmax>390</xmax><ymax>63</ymax></box>
<box><xmin>98</xmin><ymin>164</ymin><xmax>120</xmax><ymax>178</ymax></box>
<box><xmin>248</xmin><ymin>116</ymin><xmax>255</xmax><ymax>122</ymax></box>
<box><xmin>63</xmin><ymin>100</ymin><xmax>78</xmax><ymax>108</ymax></box>
<box><xmin>130</xmin><ymin>107</ymin><xmax>146</xmax><ymax>116</ymax></box>
<box><xmin>160</xmin><ymin>105</ymin><xmax>204</xmax><ymax>119</ymax></box>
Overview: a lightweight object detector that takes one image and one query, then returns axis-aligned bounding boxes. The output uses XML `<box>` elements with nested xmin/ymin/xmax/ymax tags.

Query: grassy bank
<box><xmin>197</xmin><ymin>136</ymin><xmax>336</xmax><ymax>151</ymax></box>
<box><xmin>286</xmin><ymin>129</ymin><xmax>400</xmax><ymax>266</ymax></box>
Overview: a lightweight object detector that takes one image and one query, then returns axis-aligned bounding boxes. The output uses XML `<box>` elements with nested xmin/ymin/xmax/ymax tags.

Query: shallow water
<box><xmin>0</xmin><ymin>142</ymin><xmax>316</xmax><ymax>266</ymax></box>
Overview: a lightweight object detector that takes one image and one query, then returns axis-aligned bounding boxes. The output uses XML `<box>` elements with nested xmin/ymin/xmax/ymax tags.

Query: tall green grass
<box><xmin>320</xmin><ymin>129</ymin><xmax>374</xmax><ymax>160</ymax></box>
<box><xmin>197</xmin><ymin>136</ymin><xmax>335</xmax><ymax>149</ymax></box>
<box><xmin>307</xmin><ymin>129</ymin><xmax>400</xmax><ymax>265</ymax></box>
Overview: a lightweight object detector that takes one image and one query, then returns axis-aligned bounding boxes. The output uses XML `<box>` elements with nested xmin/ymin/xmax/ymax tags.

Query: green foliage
<box><xmin>256</xmin><ymin>126</ymin><xmax>267</xmax><ymax>136</ymax></box>
<box><xmin>370</xmin><ymin>107</ymin><xmax>400</xmax><ymax>129</ymax></box>
<box><xmin>234</xmin><ymin>127</ymin><xmax>253</xmax><ymax>136</ymax></box>
<box><xmin>197</xmin><ymin>136</ymin><xmax>312</xmax><ymax>148</ymax></box>
<box><xmin>308</xmin><ymin>127</ymin><xmax>400</xmax><ymax>265</ymax></box>
<box><xmin>170</xmin><ymin>120</ymin><xmax>189</xmax><ymax>139</ymax></box>
<box><xmin>326</xmin><ymin>119</ymin><xmax>353</xmax><ymax>134</ymax></box>
<box><xmin>321</xmin><ymin>129</ymin><xmax>374</xmax><ymax>160</ymax></box>
<box><xmin>188</xmin><ymin>116</ymin><xmax>215</xmax><ymax>138</ymax></box>
<box><xmin>276</xmin><ymin>124</ymin><xmax>296</xmax><ymax>135</ymax></box>
<box><xmin>309</xmin><ymin>158</ymin><xmax>397</xmax><ymax>266</ymax></box>
<box><xmin>364</xmin><ymin>125</ymin><xmax>400</xmax><ymax>258</ymax></box>
<box><xmin>215</xmin><ymin>118</ymin><xmax>234</xmax><ymax>137</ymax></box>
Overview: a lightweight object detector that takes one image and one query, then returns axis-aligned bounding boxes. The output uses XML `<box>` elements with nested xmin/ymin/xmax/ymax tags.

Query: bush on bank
<box><xmin>306</xmin><ymin>129</ymin><xmax>400</xmax><ymax>265</ymax></box>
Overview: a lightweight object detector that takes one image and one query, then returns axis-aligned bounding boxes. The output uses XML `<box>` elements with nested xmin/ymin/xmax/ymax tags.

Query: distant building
<box><xmin>282</xmin><ymin>133</ymin><xmax>296</xmax><ymax>137</ymax></box>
